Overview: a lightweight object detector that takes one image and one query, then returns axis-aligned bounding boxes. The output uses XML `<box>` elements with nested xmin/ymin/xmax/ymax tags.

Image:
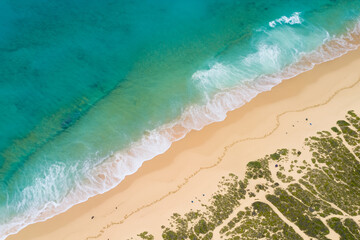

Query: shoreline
<box><xmin>6</xmin><ymin>46</ymin><xmax>360</xmax><ymax>240</ymax></box>
<box><xmin>3</xmin><ymin>20</ymin><xmax>360</xmax><ymax>240</ymax></box>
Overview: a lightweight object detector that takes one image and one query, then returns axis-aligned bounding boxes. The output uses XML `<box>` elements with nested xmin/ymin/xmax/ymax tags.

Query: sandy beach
<box><xmin>6</xmin><ymin>46</ymin><xmax>360</xmax><ymax>240</ymax></box>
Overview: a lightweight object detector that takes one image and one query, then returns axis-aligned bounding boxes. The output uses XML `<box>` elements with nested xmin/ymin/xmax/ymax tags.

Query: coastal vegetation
<box><xmin>134</xmin><ymin>110</ymin><xmax>360</xmax><ymax>239</ymax></box>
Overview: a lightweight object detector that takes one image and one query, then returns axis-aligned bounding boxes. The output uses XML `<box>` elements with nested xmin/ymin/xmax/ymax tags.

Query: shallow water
<box><xmin>1</xmin><ymin>0</ymin><xmax>360</xmax><ymax>238</ymax></box>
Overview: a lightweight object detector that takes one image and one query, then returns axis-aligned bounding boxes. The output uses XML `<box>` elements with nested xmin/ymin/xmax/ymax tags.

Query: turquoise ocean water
<box><xmin>1</xmin><ymin>0</ymin><xmax>360</xmax><ymax>238</ymax></box>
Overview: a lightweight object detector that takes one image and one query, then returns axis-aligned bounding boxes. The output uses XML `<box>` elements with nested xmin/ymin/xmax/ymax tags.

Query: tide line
<box><xmin>85</xmin><ymin>77</ymin><xmax>360</xmax><ymax>240</ymax></box>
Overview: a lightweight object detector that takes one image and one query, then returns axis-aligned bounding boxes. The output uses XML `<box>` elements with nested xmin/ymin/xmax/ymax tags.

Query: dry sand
<box><xmin>6</xmin><ymin>47</ymin><xmax>360</xmax><ymax>240</ymax></box>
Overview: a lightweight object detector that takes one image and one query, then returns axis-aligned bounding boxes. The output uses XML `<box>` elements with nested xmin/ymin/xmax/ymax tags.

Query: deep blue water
<box><xmin>1</xmin><ymin>0</ymin><xmax>360</xmax><ymax>238</ymax></box>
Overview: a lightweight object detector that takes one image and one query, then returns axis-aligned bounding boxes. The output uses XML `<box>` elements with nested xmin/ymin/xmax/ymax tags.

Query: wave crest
<box><xmin>269</xmin><ymin>12</ymin><xmax>303</xmax><ymax>28</ymax></box>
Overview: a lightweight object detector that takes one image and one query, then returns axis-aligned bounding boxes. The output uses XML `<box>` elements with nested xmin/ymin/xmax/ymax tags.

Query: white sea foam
<box><xmin>2</xmin><ymin>18</ymin><xmax>360</xmax><ymax>240</ymax></box>
<box><xmin>269</xmin><ymin>12</ymin><xmax>303</xmax><ymax>28</ymax></box>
